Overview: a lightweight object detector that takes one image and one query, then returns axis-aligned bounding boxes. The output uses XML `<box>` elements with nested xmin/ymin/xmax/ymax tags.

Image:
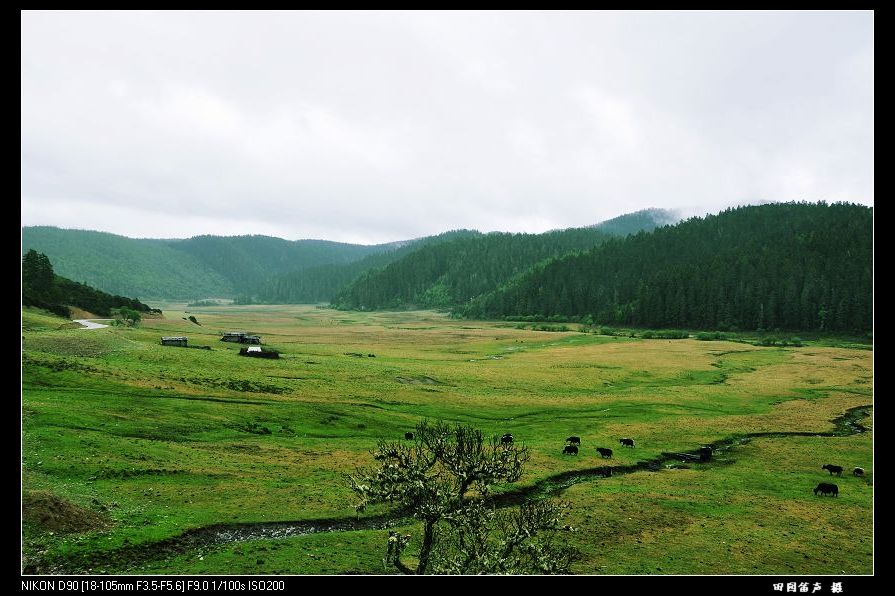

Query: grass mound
<box><xmin>22</xmin><ymin>491</ymin><xmax>109</xmax><ymax>533</ymax></box>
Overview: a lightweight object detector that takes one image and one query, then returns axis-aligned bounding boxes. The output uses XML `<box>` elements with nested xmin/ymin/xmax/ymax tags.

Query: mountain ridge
<box><xmin>21</xmin><ymin>208</ymin><xmax>718</xmax><ymax>302</ymax></box>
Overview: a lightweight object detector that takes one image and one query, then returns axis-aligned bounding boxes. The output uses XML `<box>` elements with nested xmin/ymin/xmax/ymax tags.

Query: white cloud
<box><xmin>21</xmin><ymin>10</ymin><xmax>873</xmax><ymax>243</ymax></box>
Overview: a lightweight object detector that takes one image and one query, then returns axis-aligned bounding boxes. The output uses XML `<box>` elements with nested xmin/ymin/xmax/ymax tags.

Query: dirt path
<box><xmin>42</xmin><ymin>404</ymin><xmax>871</xmax><ymax>574</ymax></box>
<box><xmin>73</xmin><ymin>319</ymin><xmax>113</xmax><ymax>329</ymax></box>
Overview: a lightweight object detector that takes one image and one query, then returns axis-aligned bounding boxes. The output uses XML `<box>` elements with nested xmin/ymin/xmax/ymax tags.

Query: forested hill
<box><xmin>21</xmin><ymin>209</ymin><xmax>681</xmax><ymax>302</ymax></box>
<box><xmin>168</xmin><ymin>235</ymin><xmax>394</xmax><ymax>294</ymax></box>
<box><xmin>254</xmin><ymin>209</ymin><xmax>681</xmax><ymax>305</ymax></box>
<box><xmin>460</xmin><ymin>202</ymin><xmax>872</xmax><ymax>333</ymax></box>
<box><xmin>256</xmin><ymin>230</ymin><xmax>481</xmax><ymax>304</ymax></box>
<box><xmin>592</xmin><ymin>208</ymin><xmax>680</xmax><ymax>236</ymax></box>
<box><xmin>22</xmin><ymin>227</ymin><xmax>232</xmax><ymax>299</ymax></box>
<box><xmin>331</xmin><ymin>228</ymin><xmax>612</xmax><ymax>311</ymax></box>
<box><xmin>22</xmin><ymin>250</ymin><xmax>151</xmax><ymax>318</ymax></box>
<box><xmin>21</xmin><ymin>227</ymin><xmax>399</xmax><ymax>299</ymax></box>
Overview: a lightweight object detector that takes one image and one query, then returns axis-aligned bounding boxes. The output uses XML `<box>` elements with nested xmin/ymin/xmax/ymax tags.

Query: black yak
<box><xmin>822</xmin><ymin>464</ymin><xmax>843</xmax><ymax>476</ymax></box>
<box><xmin>813</xmin><ymin>482</ymin><xmax>838</xmax><ymax>497</ymax></box>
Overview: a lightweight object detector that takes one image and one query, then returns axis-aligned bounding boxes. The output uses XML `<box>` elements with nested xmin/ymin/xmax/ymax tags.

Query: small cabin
<box><xmin>221</xmin><ymin>331</ymin><xmax>262</xmax><ymax>344</ymax></box>
<box><xmin>239</xmin><ymin>346</ymin><xmax>279</xmax><ymax>359</ymax></box>
<box><xmin>161</xmin><ymin>336</ymin><xmax>188</xmax><ymax>347</ymax></box>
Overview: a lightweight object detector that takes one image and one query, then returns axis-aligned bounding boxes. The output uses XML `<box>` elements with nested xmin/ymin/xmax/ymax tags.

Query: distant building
<box><xmin>161</xmin><ymin>336</ymin><xmax>188</xmax><ymax>347</ymax></box>
<box><xmin>221</xmin><ymin>331</ymin><xmax>248</xmax><ymax>343</ymax></box>
<box><xmin>238</xmin><ymin>346</ymin><xmax>279</xmax><ymax>359</ymax></box>
<box><xmin>221</xmin><ymin>331</ymin><xmax>262</xmax><ymax>344</ymax></box>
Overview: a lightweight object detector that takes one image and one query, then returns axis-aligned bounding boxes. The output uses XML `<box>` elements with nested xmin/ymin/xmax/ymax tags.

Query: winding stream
<box><xmin>45</xmin><ymin>404</ymin><xmax>871</xmax><ymax>574</ymax></box>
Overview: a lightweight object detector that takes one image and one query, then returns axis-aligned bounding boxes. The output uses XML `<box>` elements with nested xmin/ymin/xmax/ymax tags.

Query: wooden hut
<box><xmin>221</xmin><ymin>331</ymin><xmax>262</xmax><ymax>344</ymax></box>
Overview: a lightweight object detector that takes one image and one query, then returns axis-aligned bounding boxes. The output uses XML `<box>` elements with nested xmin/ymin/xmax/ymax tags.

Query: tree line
<box><xmin>255</xmin><ymin>230</ymin><xmax>481</xmax><ymax>304</ymax></box>
<box><xmin>331</xmin><ymin>228</ymin><xmax>612</xmax><ymax>310</ymax></box>
<box><xmin>22</xmin><ymin>250</ymin><xmax>151</xmax><ymax>318</ymax></box>
<box><xmin>459</xmin><ymin>202</ymin><xmax>872</xmax><ymax>333</ymax></box>
<box><xmin>21</xmin><ymin>227</ymin><xmax>402</xmax><ymax>299</ymax></box>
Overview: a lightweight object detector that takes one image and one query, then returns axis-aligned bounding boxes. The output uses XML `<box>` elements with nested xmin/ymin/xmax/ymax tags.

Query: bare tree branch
<box><xmin>348</xmin><ymin>420</ymin><xmax>577</xmax><ymax>575</ymax></box>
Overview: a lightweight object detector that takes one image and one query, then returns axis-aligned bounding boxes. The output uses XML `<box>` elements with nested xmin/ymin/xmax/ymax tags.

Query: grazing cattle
<box><xmin>822</xmin><ymin>464</ymin><xmax>843</xmax><ymax>476</ymax></box>
<box><xmin>619</xmin><ymin>438</ymin><xmax>635</xmax><ymax>447</ymax></box>
<box><xmin>596</xmin><ymin>447</ymin><xmax>613</xmax><ymax>459</ymax></box>
<box><xmin>598</xmin><ymin>466</ymin><xmax>613</xmax><ymax>477</ymax></box>
<box><xmin>853</xmin><ymin>467</ymin><xmax>865</xmax><ymax>477</ymax></box>
<box><xmin>813</xmin><ymin>482</ymin><xmax>839</xmax><ymax>497</ymax></box>
<box><xmin>563</xmin><ymin>445</ymin><xmax>579</xmax><ymax>456</ymax></box>
<box><xmin>698</xmin><ymin>446</ymin><xmax>713</xmax><ymax>462</ymax></box>
<box><xmin>404</xmin><ymin>432</ymin><xmax>414</xmax><ymax>440</ymax></box>
<box><xmin>501</xmin><ymin>433</ymin><xmax>514</xmax><ymax>444</ymax></box>
<box><xmin>566</xmin><ymin>436</ymin><xmax>581</xmax><ymax>445</ymax></box>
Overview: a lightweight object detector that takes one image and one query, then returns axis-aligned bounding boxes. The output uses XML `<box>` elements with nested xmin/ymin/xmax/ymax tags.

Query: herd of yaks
<box><xmin>814</xmin><ymin>464</ymin><xmax>866</xmax><ymax>497</ymax></box>
<box><xmin>495</xmin><ymin>433</ymin><xmax>637</xmax><ymax>458</ymax></box>
<box><xmin>551</xmin><ymin>435</ymin><xmax>635</xmax><ymax>457</ymax></box>
<box><xmin>402</xmin><ymin>431</ymin><xmax>633</xmax><ymax>457</ymax></box>
<box><xmin>403</xmin><ymin>431</ymin><xmax>868</xmax><ymax>499</ymax></box>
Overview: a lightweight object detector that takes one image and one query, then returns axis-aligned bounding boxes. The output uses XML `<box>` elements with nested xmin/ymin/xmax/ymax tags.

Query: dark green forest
<box><xmin>21</xmin><ymin>209</ymin><xmax>675</xmax><ymax>303</ymax></box>
<box><xmin>21</xmin><ymin>228</ymin><xmax>232</xmax><ymax>299</ymax></box>
<box><xmin>21</xmin><ymin>204</ymin><xmax>873</xmax><ymax>333</ymax></box>
<box><xmin>22</xmin><ymin>250</ymin><xmax>151</xmax><ymax>318</ymax></box>
<box><xmin>22</xmin><ymin>209</ymin><xmax>674</xmax><ymax>302</ymax></box>
<box><xmin>331</xmin><ymin>228</ymin><xmax>612</xmax><ymax>310</ymax></box>
<box><xmin>460</xmin><ymin>202</ymin><xmax>872</xmax><ymax>333</ymax></box>
<box><xmin>21</xmin><ymin>228</ymin><xmax>401</xmax><ymax>299</ymax></box>
<box><xmin>256</xmin><ymin>230</ymin><xmax>481</xmax><ymax>303</ymax></box>
<box><xmin>169</xmin><ymin>235</ymin><xmax>392</xmax><ymax>293</ymax></box>
<box><xmin>257</xmin><ymin>209</ymin><xmax>681</xmax><ymax>305</ymax></box>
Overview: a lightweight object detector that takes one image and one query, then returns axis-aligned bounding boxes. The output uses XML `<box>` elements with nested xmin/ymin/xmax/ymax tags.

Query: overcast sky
<box><xmin>21</xmin><ymin>10</ymin><xmax>873</xmax><ymax>244</ymax></box>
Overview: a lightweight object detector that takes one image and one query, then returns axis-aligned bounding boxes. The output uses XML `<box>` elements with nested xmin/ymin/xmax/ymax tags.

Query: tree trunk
<box><xmin>416</xmin><ymin>520</ymin><xmax>436</xmax><ymax>574</ymax></box>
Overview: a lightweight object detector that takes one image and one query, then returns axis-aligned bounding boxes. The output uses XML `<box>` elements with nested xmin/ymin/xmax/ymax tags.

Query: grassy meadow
<box><xmin>21</xmin><ymin>304</ymin><xmax>873</xmax><ymax>574</ymax></box>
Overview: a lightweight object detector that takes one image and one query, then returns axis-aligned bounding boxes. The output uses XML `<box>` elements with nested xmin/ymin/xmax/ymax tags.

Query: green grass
<box><xmin>564</xmin><ymin>433</ymin><xmax>873</xmax><ymax>574</ymax></box>
<box><xmin>134</xmin><ymin>525</ymin><xmax>416</xmax><ymax>575</ymax></box>
<box><xmin>21</xmin><ymin>305</ymin><xmax>873</xmax><ymax>574</ymax></box>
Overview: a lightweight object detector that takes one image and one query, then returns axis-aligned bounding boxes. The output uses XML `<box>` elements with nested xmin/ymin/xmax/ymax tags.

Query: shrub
<box><xmin>697</xmin><ymin>331</ymin><xmax>727</xmax><ymax>341</ymax></box>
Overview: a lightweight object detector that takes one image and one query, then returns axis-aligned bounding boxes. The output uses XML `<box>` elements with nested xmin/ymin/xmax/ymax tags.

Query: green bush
<box><xmin>696</xmin><ymin>331</ymin><xmax>728</xmax><ymax>341</ymax></box>
<box><xmin>641</xmin><ymin>330</ymin><xmax>688</xmax><ymax>339</ymax></box>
